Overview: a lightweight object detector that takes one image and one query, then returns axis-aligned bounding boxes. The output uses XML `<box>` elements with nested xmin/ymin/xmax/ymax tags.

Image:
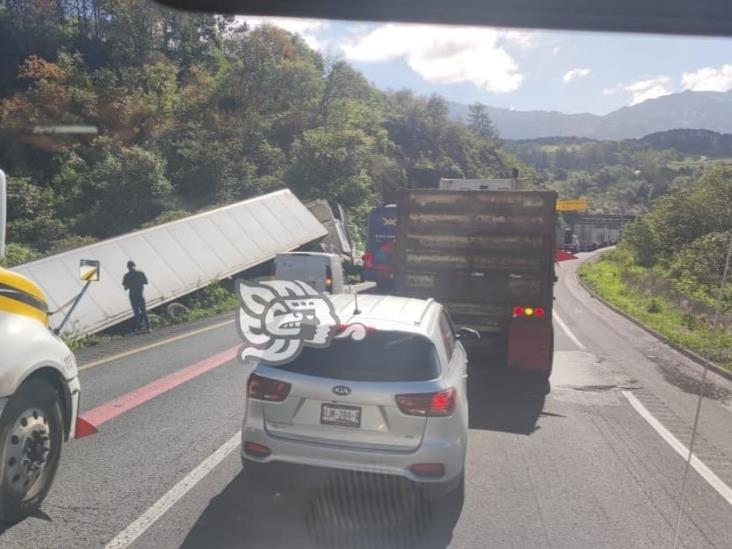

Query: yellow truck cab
<box><xmin>0</xmin><ymin>170</ymin><xmax>82</xmax><ymax>523</ymax></box>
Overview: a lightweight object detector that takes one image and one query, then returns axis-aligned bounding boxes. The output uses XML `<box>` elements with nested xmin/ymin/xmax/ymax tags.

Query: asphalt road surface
<box><xmin>1</xmin><ymin>252</ymin><xmax>731</xmax><ymax>548</ymax></box>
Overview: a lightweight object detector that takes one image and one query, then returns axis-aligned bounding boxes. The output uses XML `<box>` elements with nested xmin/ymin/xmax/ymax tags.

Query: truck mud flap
<box><xmin>506</xmin><ymin>320</ymin><xmax>553</xmax><ymax>375</ymax></box>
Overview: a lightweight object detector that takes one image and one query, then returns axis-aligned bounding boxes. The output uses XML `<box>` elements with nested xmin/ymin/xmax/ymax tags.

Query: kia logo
<box><xmin>332</xmin><ymin>385</ymin><xmax>351</xmax><ymax>396</ymax></box>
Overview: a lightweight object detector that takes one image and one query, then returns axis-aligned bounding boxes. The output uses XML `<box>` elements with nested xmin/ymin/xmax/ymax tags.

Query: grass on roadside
<box><xmin>578</xmin><ymin>253</ymin><xmax>732</xmax><ymax>372</ymax></box>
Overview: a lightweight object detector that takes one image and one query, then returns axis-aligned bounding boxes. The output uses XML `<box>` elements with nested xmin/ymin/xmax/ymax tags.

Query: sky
<box><xmin>239</xmin><ymin>16</ymin><xmax>732</xmax><ymax>116</ymax></box>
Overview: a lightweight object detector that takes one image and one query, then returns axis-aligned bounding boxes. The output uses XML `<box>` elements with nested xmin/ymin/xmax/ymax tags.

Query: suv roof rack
<box><xmin>414</xmin><ymin>298</ymin><xmax>435</xmax><ymax>326</ymax></box>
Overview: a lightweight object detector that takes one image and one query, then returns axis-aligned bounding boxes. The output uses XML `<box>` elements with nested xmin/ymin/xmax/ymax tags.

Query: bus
<box><xmin>362</xmin><ymin>204</ymin><xmax>397</xmax><ymax>289</ymax></box>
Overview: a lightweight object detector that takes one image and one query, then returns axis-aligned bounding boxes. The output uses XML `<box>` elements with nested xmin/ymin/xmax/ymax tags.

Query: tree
<box><xmin>0</xmin><ymin>1</ymin><xmax>526</xmax><ymax>254</ymax></box>
<box><xmin>620</xmin><ymin>216</ymin><xmax>659</xmax><ymax>267</ymax></box>
<box><xmin>77</xmin><ymin>140</ymin><xmax>173</xmax><ymax>236</ymax></box>
<box><xmin>468</xmin><ymin>102</ymin><xmax>498</xmax><ymax>139</ymax></box>
<box><xmin>287</xmin><ymin>127</ymin><xmax>377</xmax><ymax>208</ymax></box>
<box><xmin>6</xmin><ymin>176</ymin><xmax>65</xmax><ymax>251</ymax></box>
<box><xmin>669</xmin><ymin>231</ymin><xmax>732</xmax><ymax>307</ymax></box>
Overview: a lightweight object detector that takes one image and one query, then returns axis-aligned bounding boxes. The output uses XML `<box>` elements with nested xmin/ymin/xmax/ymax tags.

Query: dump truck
<box><xmin>393</xmin><ymin>187</ymin><xmax>557</xmax><ymax>378</ymax></box>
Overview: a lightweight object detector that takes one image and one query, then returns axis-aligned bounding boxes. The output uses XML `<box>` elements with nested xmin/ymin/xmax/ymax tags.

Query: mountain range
<box><xmin>449</xmin><ymin>90</ymin><xmax>732</xmax><ymax>140</ymax></box>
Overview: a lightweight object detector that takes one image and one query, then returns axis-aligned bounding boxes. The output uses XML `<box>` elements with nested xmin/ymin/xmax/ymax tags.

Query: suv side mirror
<box><xmin>0</xmin><ymin>170</ymin><xmax>6</xmax><ymax>259</ymax></box>
<box><xmin>456</xmin><ymin>327</ymin><xmax>480</xmax><ymax>342</ymax></box>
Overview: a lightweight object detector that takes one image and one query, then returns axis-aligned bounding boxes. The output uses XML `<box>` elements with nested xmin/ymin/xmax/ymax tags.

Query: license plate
<box><xmin>321</xmin><ymin>403</ymin><xmax>361</xmax><ymax>428</ymax></box>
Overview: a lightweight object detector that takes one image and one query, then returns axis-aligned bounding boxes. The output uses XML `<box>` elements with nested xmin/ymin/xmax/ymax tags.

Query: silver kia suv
<box><xmin>240</xmin><ymin>294</ymin><xmax>478</xmax><ymax>499</ymax></box>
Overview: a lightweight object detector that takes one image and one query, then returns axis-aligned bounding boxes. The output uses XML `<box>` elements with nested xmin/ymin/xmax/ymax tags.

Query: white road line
<box><xmin>621</xmin><ymin>391</ymin><xmax>732</xmax><ymax>507</ymax></box>
<box><xmin>104</xmin><ymin>432</ymin><xmax>241</xmax><ymax>549</ymax></box>
<box><xmin>553</xmin><ymin>311</ymin><xmax>588</xmax><ymax>351</ymax></box>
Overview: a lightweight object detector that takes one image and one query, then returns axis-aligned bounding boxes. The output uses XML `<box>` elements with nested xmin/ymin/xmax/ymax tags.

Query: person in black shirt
<box><xmin>122</xmin><ymin>260</ymin><xmax>151</xmax><ymax>333</ymax></box>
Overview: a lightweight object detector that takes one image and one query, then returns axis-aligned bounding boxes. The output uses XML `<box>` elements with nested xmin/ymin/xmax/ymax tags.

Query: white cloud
<box><xmin>623</xmin><ymin>76</ymin><xmax>673</xmax><ymax>105</ymax></box>
<box><xmin>562</xmin><ymin>67</ymin><xmax>590</xmax><ymax>83</ymax></box>
<box><xmin>681</xmin><ymin>64</ymin><xmax>732</xmax><ymax>92</ymax></box>
<box><xmin>602</xmin><ymin>86</ymin><xmax>620</xmax><ymax>95</ymax></box>
<box><xmin>338</xmin><ymin>23</ymin><xmax>537</xmax><ymax>93</ymax></box>
<box><xmin>234</xmin><ymin>16</ymin><xmax>329</xmax><ymax>50</ymax></box>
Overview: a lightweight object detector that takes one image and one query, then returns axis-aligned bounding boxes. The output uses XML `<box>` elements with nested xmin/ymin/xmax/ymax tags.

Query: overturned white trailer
<box><xmin>13</xmin><ymin>189</ymin><xmax>327</xmax><ymax>336</ymax></box>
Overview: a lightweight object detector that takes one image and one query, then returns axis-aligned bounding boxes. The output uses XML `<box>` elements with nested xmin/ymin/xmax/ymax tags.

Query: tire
<box><xmin>0</xmin><ymin>378</ymin><xmax>63</xmax><ymax>524</ymax></box>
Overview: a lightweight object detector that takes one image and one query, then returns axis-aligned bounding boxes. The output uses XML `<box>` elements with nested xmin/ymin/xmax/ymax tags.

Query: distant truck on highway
<box><xmin>393</xmin><ymin>184</ymin><xmax>557</xmax><ymax>379</ymax></box>
<box><xmin>0</xmin><ymin>170</ymin><xmax>90</xmax><ymax>523</ymax></box>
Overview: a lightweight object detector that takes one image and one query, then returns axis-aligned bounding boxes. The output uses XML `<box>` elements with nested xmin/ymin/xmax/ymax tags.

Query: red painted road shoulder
<box><xmin>79</xmin><ymin>345</ymin><xmax>240</xmax><ymax>429</ymax></box>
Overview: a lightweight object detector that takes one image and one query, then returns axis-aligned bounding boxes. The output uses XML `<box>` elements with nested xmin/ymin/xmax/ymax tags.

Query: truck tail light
<box><xmin>247</xmin><ymin>373</ymin><xmax>291</xmax><ymax>402</ymax></box>
<box><xmin>513</xmin><ymin>306</ymin><xmax>546</xmax><ymax>318</ymax></box>
<box><xmin>395</xmin><ymin>388</ymin><xmax>456</xmax><ymax>417</ymax></box>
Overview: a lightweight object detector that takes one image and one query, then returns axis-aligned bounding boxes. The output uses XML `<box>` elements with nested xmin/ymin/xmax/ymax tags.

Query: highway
<box><xmin>1</xmin><ymin>252</ymin><xmax>731</xmax><ymax>548</ymax></box>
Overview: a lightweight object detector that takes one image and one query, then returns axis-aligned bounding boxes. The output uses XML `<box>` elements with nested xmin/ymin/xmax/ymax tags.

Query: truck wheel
<box><xmin>0</xmin><ymin>378</ymin><xmax>63</xmax><ymax>524</ymax></box>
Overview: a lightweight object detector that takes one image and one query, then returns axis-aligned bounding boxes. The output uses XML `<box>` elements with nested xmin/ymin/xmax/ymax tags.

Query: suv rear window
<box><xmin>276</xmin><ymin>331</ymin><xmax>439</xmax><ymax>382</ymax></box>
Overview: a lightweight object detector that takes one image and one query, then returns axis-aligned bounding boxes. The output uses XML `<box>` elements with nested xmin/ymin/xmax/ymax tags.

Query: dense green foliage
<box><xmin>615</xmin><ymin>164</ymin><xmax>732</xmax><ymax>309</ymax></box>
<box><xmin>0</xmin><ymin>1</ymin><xmax>521</xmax><ymax>265</ymax></box>
<box><xmin>507</xmin><ymin>136</ymin><xmax>703</xmax><ymax>213</ymax></box>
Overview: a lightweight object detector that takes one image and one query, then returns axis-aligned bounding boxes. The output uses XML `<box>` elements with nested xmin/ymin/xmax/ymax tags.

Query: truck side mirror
<box><xmin>456</xmin><ymin>327</ymin><xmax>480</xmax><ymax>342</ymax></box>
<box><xmin>0</xmin><ymin>170</ymin><xmax>6</xmax><ymax>259</ymax></box>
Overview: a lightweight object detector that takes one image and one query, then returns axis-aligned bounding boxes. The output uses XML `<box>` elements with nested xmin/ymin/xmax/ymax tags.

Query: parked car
<box><xmin>240</xmin><ymin>294</ymin><xmax>479</xmax><ymax>500</ymax></box>
<box><xmin>273</xmin><ymin>252</ymin><xmax>349</xmax><ymax>294</ymax></box>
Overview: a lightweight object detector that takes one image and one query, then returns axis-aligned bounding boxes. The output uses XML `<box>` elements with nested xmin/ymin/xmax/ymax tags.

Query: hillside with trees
<box><xmin>0</xmin><ymin>1</ymin><xmax>523</xmax><ymax>266</ymax></box>
<box><xmin>505</xmin><ymin>132</ymin><xmax>732</xmax><ymax>213</ymax></box>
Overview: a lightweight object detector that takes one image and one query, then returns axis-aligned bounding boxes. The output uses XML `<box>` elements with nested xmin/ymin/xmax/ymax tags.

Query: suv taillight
<box><xmin>247</xmin><ymin>373</ymin><xmax>291</xmax><ymax>402</ymax></box>
<box><xmin>395</xmin><ymin>388</ymin><xmax>456</xmax><ymax>417</ymax></box>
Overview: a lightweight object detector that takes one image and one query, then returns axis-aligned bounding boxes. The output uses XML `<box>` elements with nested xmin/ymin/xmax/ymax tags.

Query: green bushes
<box><xmin>669</xmin><ymin>231</ymin><xmax>732</xmax><ymax>310</ymax></box>
<box><xmin>620</xmin><ymin>164</ymin><xmax>732</xmax><ymax>308</ymax></box>
<box><xmin>0</xmin><ymin>243</ymin><xmax>40</xmax><ymax>267</ymax></box>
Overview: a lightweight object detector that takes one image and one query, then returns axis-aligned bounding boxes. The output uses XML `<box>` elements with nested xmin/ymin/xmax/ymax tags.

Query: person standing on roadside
<box><xmin>123</xmin><ymin>260</ymin><xmax>151</xmax><ymax>333</ymax></box>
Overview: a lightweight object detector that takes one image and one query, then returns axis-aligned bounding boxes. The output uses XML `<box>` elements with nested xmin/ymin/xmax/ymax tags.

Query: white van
<box><xmin>273</xmin><ymin>252</ymin><xmax>350</xmax><ymax>294</ymax></box>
